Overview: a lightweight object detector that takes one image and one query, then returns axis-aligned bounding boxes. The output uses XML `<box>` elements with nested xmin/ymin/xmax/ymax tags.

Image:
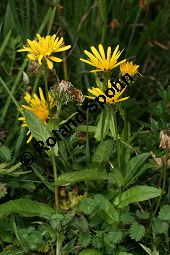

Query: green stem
<box><xmin>103</xmin><ymin>71</ymin><xmax>110</xmax><ymax>89</ymax></box>
<box><xmin>148</xmin><ymin>157</ymin><xmax>167</xmax><ymax>232</ymax></box>
<box><xmin>52</xmin><ymin>147</ymin><xmax>59</xmax><ymax>209</ymax></box>
<box><xmin>32</xmin><ymin>65</ymin><xmax>43</xmax><ymax>95</ymax></box>
<box><xmin>44</xmin><ymin>70</ymin><xmax>51</xmax><ymax>117</ymax></box>
<box><xmin>98</xmin><ymin>0</ymin><xmax>107</xmax><ymax>44</ymax></box>
<box><xmin>43</xmin><ymin>69</ymin><xmax>58</xmax><ymax>210</ymax></box>
<box><xmin>112</xmin><ymin>107</ymin><xmax>122</xmax><ymax>221</ymax></box>
<box><xmin>112</xmin><ymin>108</ymin><xmax>121</xmax><ymax>171</ymax></box>
<box><xmin>32</xmin><ymin>166</ymin><xmax>54</xmax><ymax>193</ymax></box>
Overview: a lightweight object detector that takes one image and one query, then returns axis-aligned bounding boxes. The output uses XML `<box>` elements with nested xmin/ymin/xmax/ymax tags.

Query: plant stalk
<box><xmin>43</xmin><ymin>69</ymin><xmax>59</xmax><ymax>210</ymax></box>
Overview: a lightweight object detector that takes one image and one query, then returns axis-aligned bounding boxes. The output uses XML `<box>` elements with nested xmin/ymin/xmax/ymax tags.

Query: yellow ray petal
<box><xmin>98</xmin><ymin>44</ymin><xmax>105</xmax><ymax>59</ymax></box>
<box><xmin>48</xmin><ymin>56</ymin><xmax>62</xmax><ymax>62</ymax></box>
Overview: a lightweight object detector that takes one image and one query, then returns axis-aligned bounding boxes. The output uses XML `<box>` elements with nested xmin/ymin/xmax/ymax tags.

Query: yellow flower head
<box><xmin>80</xmin><ymin>44</ymin><xmax>126</xmax><ymax>72</ymax></box>
<box><xmin>120</xmin><ymin>61</ymin><xmax>139</xmax><ymax>76</ymax></box>
<box><xmin>87</xmin><ymin>80</ymin><xmax>129</xmax><ymax>105</ymax></box>
<box><xmin>18</xmin><ymin>34</ymin><xmax>71</xmax><ymax>69</ymax></box>
<box><xmin>18</xmin><ymin>87</ymin><xmax>55</xmax><ymax>143</ymax></box>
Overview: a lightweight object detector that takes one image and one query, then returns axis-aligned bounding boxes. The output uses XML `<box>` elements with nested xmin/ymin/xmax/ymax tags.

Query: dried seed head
<box><xmin>69</xmin><ymin>87</ymin><xmax>84</xmax><ymax>104</ymax></box>
<box><xmin>50</xmin><ymin>80</ymin><xmax>84</xmax><ymax>105</ymax></box>
<box><xmin>139</xmin><ymin>0</ymin><xmax>149</xmax><ymax>12</ymax></box>
<box><xmin>110</xmin><ymin>19</ymin><xmax>120</xmax><ymax>29</ymax></box>
<box><xmin>159</xmin><ymin>130</ymin><xmax>170</xmax><ymax>150</ymax></box>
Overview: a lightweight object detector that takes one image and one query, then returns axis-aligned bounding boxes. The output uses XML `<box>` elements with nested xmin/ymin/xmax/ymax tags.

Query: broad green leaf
<box><xmin>76</xmin><ymin>125</ymin><xmax>96</xmax><ymax>133</ymax></box>
<box><xmin>94</xmin><ymin>194</ymin><xmax>119</xmax><ymax>224</ymax></box>
<box><xmin>129</xmin><ymin>222</ymin><xmax>145</xmax><ymax>241</ymax></box>
<box><xmin>158</xmin><ymin>204</ymin><xmax>170</xmax><ymax>221</ymax></box>
<box><xmin>0</xmin><ymin>198</ymin><xmax>55</xmax><ymax>219</ymax></box>
<box><xmin>55</xmin><ymin>169</ymin><xmax>108</xmax><ymax>185</ymax></box>
<box><xmin>125</xmin><ymin>162</ymin><xmax>154</xmax><ymax>187</ymax></box>
<box><xmin>109</xmin><ymin>169</ymin><xmax>124</xmax><ymax>187</ymax></box>
<box><xmin>79</xmin><ymin>248</ymin><xmax>102</xmax><ymax>255</ymax></box>
<box><xmin>114</xmin><ymin>185</ymin><xmax>161</xmax><ymax>208</ymax></box>
<box><xmin>152</xmin><ymin>219</ymin><xmax>169</xmax><ymax>233</ymax></box>
<box><xmin>125</xmin><ymin>153</ymin><xmax>150</xmax><ymax>182</ymax></box>
<box><xmin>109</xmin><ymin>113</ymin><xmax>116</xmax><ymax>139</ymax></box>
<box><xmin>95</xmin><ymin>108</ymin><xmax>110</xmax><ymax>141</ymax></box>
<box><xmin>24</xmin><ymin>109</ymin><xmax>50</xmax><ymax>143</ymax></box>
<box><xmin>92</xmin><ymin>140</ymin><xmax>114</xmax><ymax>164</ymax></box>
<box><xmin>78</xmin><ymin>195</ymin><xmax>119</xmax><ymax>224</ymax></box>
<box><xmin>24</xmin><ymin>110</ymin><xmax>59</xmax><ymax>156</ymax></box>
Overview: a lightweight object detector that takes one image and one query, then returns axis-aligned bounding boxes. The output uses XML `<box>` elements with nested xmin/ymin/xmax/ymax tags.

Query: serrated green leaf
<box><xmin>79</xmin><ymin>231</ymin><xmax>91</xmax><ymax>248</ymax></box>
<box><xmin>79</xmin><ymin>249</ymin><xmax>102</xmax><ymax>255</ymax></box>
<box><xmin>152</xmin><ymin>219</ymin><xmax>169</xmax><ymax>233</ymax></box>
<box><xmin>114</xmin><ymin>185</ymin><xmax>161</xmax><ymax>208</ymax></box>
<box><xmin>92</xmin><ymin>235</ymin><xmax>102</xmax><ymax>250</ymax></box>
<box><xmin>125</xmin><ymin>153</ymin><xmax>150</xmax><ymax>182</ymax></box>
<box><xmin>92</xmin><ymin>140</ymin><xmax>114</xmax><ymax>164</ymax></box>
<box><xmin>129</xmin><ymin>222</ymin><xmax>145</xmax><ymax>241</ymax></box>
<box><xmin>158</xmin><ymin>204</ymin><xmax>170</xmax><ymax>221</ymax></box>
<box><xmin>104</xmin><ymin>229</ymin><xmax>122</xmax><ymax>247</ymax></box>
<box><xmin>78</xmin><ymin>198</ymin><xmax>98</xmax><ymax>215</ymax></box>
<box><xmin>120</xmin><ymin>212</ymin><xmax>135</xmax><ymax>224</ymax></box>
<box><xmin>136</xmin><ymin>210</ymin><xmax>150</xmax><ymax>219</ymax></box>
<box><xmin>55</xmin><ymin>169</ymin><xmax>108</xmax><ymax>185</ymax></box>
<box><xmin>23</xmin><ymin>109</ymin><xmax>50</xmax><ymax>143</ymax></box>
<box><xmin>0</xmin><ymin>198</ymin><xmax>55</xmax><ymax>219</ymax></box>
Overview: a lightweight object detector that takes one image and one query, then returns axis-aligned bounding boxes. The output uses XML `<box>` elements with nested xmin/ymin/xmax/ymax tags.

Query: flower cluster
<box><xmin>80</xmin><ymin>44</ymin><xmax>139</xmax><ymax>105</ymax></box>
<box><xmin>18</xmin><ymin>34</ymin><xmax>139</xmax><ymax>143</ymax></box>
<box><xmin>18</xmin><ymin>34</ymin><xmax>71</xmax><ymax>69</ymax></box>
